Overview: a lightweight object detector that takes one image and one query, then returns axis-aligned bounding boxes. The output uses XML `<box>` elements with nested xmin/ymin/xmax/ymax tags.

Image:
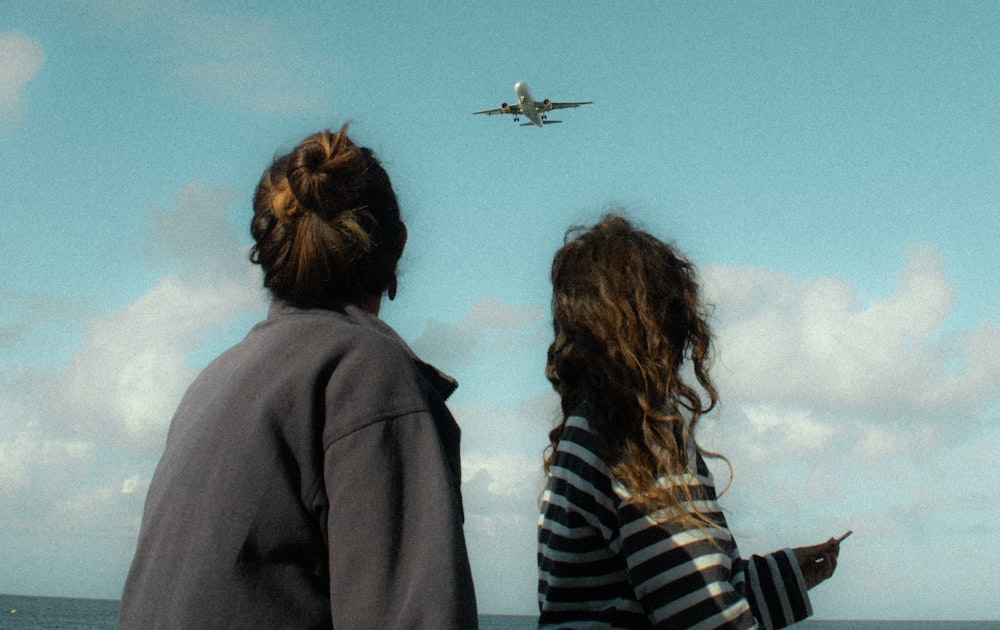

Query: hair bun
<box><xmin>285</xmin><ymin>130</ymin><xmax>362</xmax><ymax>219</ymax></box>
<box><xmin>250</xmin><ymin>124</ymin><xmax>404</xmax><ymax>308</ymax></box>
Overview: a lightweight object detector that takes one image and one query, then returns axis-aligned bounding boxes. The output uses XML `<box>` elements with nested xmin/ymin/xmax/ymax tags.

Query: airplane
<box><xmin>473</xmin><ymin>81</ymin><xmax>592</xmax><ymax>127</ymax></box>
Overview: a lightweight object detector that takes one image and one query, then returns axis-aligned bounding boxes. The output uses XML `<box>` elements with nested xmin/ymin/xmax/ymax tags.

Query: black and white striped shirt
<box><xmin>538</xmin><ymin>415</ymin><xmax>812</xmax><ymax>629</ymax></box>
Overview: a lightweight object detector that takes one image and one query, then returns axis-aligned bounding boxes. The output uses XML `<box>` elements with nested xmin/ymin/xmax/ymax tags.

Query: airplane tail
<box><xmin>520</xmin><ymin>120</ymin><xmax>562</xmax><ymax>127</ymax></box>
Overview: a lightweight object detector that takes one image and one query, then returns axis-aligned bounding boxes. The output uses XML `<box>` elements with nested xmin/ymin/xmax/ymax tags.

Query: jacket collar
<box><xmin>267</xmin><ymin>299</ymin><xmax>458</xmax><ymax>401</ymax></box>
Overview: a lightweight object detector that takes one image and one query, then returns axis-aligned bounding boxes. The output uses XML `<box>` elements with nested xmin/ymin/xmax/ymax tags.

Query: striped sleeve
<box><xmin>617</xmin><ymin>458</ymin><xmax>813</xmax><ymax>629</ymax></box>
<box><xmin>739</xmin><ymin>548</ymin><xmax>813</xmax><ymax>630</ymax></box>
<box><xmin>619</xmin><ymin>506</ymin><xmax>758</xmax><ymax>628</ymax></box>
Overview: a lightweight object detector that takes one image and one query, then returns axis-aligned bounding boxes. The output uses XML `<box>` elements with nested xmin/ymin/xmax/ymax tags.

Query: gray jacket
<box><xmin>120</xmin><ymin>301</ymin><xmax>478</xmax><ymax>629</ymax></box>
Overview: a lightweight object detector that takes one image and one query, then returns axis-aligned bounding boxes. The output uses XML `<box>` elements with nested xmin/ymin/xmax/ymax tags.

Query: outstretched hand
<box><xmin>792</xmin><ymin>530</ymin><xmax>851</xmax><ymax>590</ymax></box>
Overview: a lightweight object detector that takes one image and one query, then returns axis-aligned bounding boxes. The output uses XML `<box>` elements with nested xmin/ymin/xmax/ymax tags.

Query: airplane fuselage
<box><xmin>514</xmin><ymin>81</ymin><xmax>544</xmax><ymax>127</ymax></box>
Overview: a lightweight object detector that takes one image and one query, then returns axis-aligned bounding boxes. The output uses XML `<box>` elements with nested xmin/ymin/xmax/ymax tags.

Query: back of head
<box><xmin>546</xmin><ymin>214</ymin><xmax>720</xmax><ymax>516</ymax></box>
<box><xmin>250</xmin><ymin>125</ymin><xmax>405</xmax><ymax>309</ymax></box>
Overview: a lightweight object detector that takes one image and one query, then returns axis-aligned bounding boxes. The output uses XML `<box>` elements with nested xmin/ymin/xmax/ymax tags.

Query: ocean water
<box><xmin>1</xmin><ymin>595</ymin><xmax>997</xmax><ymax>629</ymax></box>
<box><xmin>1</xmin><ymin>595</ymin><xmax>118</xmax><ymax>629</ymax></box>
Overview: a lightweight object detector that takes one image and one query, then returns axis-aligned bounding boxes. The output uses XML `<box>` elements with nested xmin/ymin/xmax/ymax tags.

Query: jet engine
<box><xmin>500</xmin><ymin>102</ymin><xmax>511</xmax><ymax>113</ymax></box>
<box><xmin>542</xmin><ymin>99</ymin><xmax>552</xmax><ymax>111</ymax></box>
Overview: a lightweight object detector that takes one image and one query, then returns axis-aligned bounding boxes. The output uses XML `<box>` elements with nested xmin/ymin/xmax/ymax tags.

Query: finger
<box><xmin>823</xmin><ymin>551</ymin><xmax>837</xmax><ymax>578</ymax></box>
<box><xmin>801</xmin><ymin>540</ymin><xmax>834</xmax><ymax>557</ymax></box>
<box><xmin>805</xmin><ymin>558</ymin><xmax>830</xmax><ymax>589</ymax></box>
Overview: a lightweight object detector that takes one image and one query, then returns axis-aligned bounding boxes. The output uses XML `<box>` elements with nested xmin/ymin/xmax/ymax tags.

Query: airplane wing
<box><xmin>543</xmin><ymin>100</ymin><xmax>592</xmax><ymax>111</ymax></box>
<box><xmin>473</xmin><ymin>104</ymin><xmax>522</xmax><ymax>116</ymax></box>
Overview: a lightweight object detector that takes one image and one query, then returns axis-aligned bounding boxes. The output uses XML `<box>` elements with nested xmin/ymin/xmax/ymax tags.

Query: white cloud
<box><xmin>739</xmin><ymin>404</ymin><xmax>837</xmax><ymax>455</ymax></box>
<box><xmin>51</xmin><ymin>485</ymin><xmax>117</xmax><ymax>531</ymax></box>
<box><xmin>703</xmin><ymin>244</ymin><xmax>998</xmax><ymax>421</ymax></box>
<box><xmin>460</xmin><ymin>445</ymin><xmax>545</xmax><ymax>615</ymax></box>
<box><xmin>0</xmin><ymin>422</ymin><xmax>92</xmax><ymax>498</ymax></box>
<box><xmin>694</xmin><ymin>246</ymin><xmax>999</xmax><ymax>535</ymax></box>
<box><xmin>686</xmin><ymin>248</ymin><xmax>999</xmax><ymax>619</ymax></box>
<box><xmin>2</xmin><ymin>182</ymin><xmax>266</xmax><ymax>453</ymax></box>
<box><xmin>411</xmin><ymin>296</ymin><xmax>545</xmax><ymax>368</ymax></box>
<box><xmin>147</xmin><ymin>180</ymin><xmax>249</xmax><ymax>283</ymax></box>
<box><xmin>450</xmin><ymin>395</ymin><xmax>555</xmax><ymax>612</ymax></box>
<box><xmin>47</xmin><ymin>476</ymin><xmax>151</xmax><ymax>538</ymax></box>
<box><xmin>0</xmin><ymin>30</ymin><xmax>45</xmax><ymax>126</ymax></box>
<box><xmin>35</xmin><ymin>181</ymin><xmax>270</xmax><ymax>449</ymax></box>
<box><xmin>463</xmin><ymin>450</ymin><xmax>542</xmax><ymax>504</ymax></box>
<box><xmin>853</xmin><ymin>423</ymin><xmax>913</xmax><ymax>459</ymax></box>
<box><xmin>120</xmin><ymin>475</ymin><xmax>148</xmax><ymax>496</ymax></box>
<box><xmin>60</xmin><ymin>271</ymin><xmax>263</xmax><ymax>449</ymax></box>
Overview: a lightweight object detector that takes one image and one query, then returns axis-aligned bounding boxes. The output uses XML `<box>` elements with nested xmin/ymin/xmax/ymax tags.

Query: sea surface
<box><xmin>1</xmin><ymin>594</ymin><xmax>997</xmax><ymax>629</ymax></box>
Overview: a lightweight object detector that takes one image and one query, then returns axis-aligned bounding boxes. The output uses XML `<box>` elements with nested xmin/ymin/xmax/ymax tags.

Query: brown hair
<box><xmin>545</xmin><ymin>214</ymin><xmax>726</xmax><ymax>525</ymax></box>
<box><xmin>249</xmin><ymin>125</ymin><xmax>405</xmax><ymax>308</ymax></box>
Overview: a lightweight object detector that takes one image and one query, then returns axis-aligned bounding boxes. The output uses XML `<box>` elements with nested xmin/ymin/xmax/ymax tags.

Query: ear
<box><xmin>387</xmin><ymin>222</ymin><xmax>406</xmax><ymax>301</ymax></box>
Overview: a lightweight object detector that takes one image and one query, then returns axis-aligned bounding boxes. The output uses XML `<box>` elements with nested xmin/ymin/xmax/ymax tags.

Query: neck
<box><xmin>357</xmin><ymin>294</ymin><xmax>382</xmax><ymax>316</ymax></box>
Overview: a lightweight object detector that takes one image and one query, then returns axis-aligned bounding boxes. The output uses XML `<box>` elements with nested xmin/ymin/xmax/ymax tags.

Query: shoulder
<box><xmin>253</xmin><ymin>303</ymin><xmax>453</xmax><ymax>434</ymax></box>
<box><xmin>255</xmin><ymin>302</ymin><xmax>418</xmax><ymax>375</ymax></box>
<box><xmin>554</xmin><ymin>415</ymin><xmax>601</xmax><ymax>461</ymax></box>
<box><xmin>550</xmin><ymin>415</ymin><xmax>611</xmax><ymax>489</ymax></box>
<box><xmin>542</xmin><ymin>414</ymin><xmax>620</xmax><ymax>537</ymax></box>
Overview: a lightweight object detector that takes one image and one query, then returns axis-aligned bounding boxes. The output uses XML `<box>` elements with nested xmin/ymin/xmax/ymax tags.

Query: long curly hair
<box><xmin>249</xmin><ymin>125</ymin><xmax>405</xmax><ymax>308</ymax></box>
<box><xmin>544</xmin><ymin>214</ymin><xmax>727</xmax><ymax>525</ymax></box>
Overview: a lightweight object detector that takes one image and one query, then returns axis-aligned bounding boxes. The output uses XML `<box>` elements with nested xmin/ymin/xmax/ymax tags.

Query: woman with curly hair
<box><xmin>538</xmin><ymin>214</ymin><xmax>845</xmax><ymax>629</ymax></box>
<box><xmin>121</xmin><ymin>126</ymin><xmax>477</xmax><ymax>629</ymax></box>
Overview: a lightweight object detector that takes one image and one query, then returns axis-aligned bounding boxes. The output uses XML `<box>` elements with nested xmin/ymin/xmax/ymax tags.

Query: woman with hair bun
<box><xmin>537</xmin><ymin>214</ymin><xmax>846</xmax><ymax>629</ymax></box>
<box><xmin>121</xmin><ymin>126</ymin><xmax>478</xmax><ymax>629</ymax></box>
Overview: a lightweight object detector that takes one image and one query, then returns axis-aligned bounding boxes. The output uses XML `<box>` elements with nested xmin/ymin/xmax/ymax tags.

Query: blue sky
<box><xmin>2</xmin><ymin>0</ymin><xmax>999</xmax><ymax>620</ymax></box>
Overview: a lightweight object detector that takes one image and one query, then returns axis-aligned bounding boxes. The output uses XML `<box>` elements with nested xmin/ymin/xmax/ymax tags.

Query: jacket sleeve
<box><xmin>321</xmin><ymin>412</ymin><xmax>478</xmax><ymax>629</ymax></box>
<box><xmin>736</xmin><ymin>547</ymin><xmax>812</xmax><ymax>630</ymax></box>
